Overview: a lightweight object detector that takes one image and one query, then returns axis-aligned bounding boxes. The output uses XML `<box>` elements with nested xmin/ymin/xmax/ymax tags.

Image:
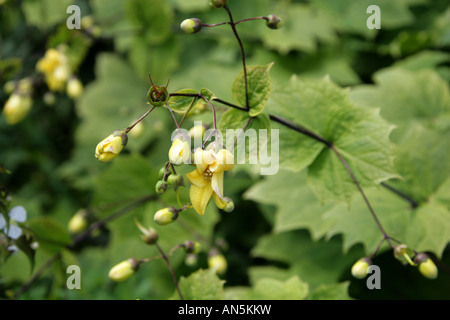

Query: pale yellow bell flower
<box><xmin>186</xmin><ymin>148</ymin><xmax>234</xmax><ymax>215</ymax></box>
<box><xmin>168</xmin><ymin>139</ymin><xmax>191</xmax><ymax>165</ymax></box>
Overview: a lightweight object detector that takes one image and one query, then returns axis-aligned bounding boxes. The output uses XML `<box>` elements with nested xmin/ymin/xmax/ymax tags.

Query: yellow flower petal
<box><xmin>194</xmin><ymin>149</ymin><xmax>215</xmax><ymax>173</ymax></box>
<box><xmin>212</xmin><ymin>171</ymin><xmax>227</xmax><ymax>209</ymax></box>
<box><xmin>215</xmin><ymin>149</ymin><xmax>234</xmax><ymax>172</ymax></box>
<box><xmin>190</xmin><ymin>183</ymin><xmax>213</xmax><ymax>216</ymax></box>
<box><xmin>186</xmin><ymin>169</ymin><xmax>208</xmax><ymax>188</ymax></box>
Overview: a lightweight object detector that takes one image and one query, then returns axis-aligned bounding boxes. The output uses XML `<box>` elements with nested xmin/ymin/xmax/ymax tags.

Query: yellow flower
<box><xmin>186</xmin><ymin>148</ymin><xmax>234</xmax><ymax>215</ymax></box>
<box><xmin>168</xmin><ymin>139</ymin><xmax>191</xmax><ymax>165</ymax></box>
<box><xmin>108</xmin><ymin>258</ymin><xmax>139</xmax><ymax>282</ymax></box>
<box><xmin>95</xmin><ymin>130</ymin><xmax>128</xmax><ymax>162</ymax></box>
<box><xmin>36</xmin><ymin>48</ymin><xmax>70</xmax><ymax>91</ymax></box>
<box><xmin>3</xmin><ymin>94</ymin><xmax>32</xmax><ymax>125</ymax></box>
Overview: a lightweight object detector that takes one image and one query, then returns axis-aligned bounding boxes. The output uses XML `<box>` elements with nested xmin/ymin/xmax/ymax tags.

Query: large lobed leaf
<box><xmin>267</xmin><ymin>76</ymin><xmax>398</xmax><ymax>204</ymax></box>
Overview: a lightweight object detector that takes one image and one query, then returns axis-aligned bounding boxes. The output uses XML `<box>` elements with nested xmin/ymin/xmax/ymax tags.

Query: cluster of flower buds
<box><xmin>393</xmin><ymin>244</ymin><xmax>437</xmax><ymax>279</ymax></box>
<box><xmin>351</xmin><ymin>244</ymin><xmax>438</xmax><ymax>280</ymax></box>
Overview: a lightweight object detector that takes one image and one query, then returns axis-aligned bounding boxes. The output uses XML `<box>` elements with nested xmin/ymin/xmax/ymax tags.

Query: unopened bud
<box><xmin>185</xmin><ymin>253</ymin><xmax>198</xmax><ymax>267</ymax></box>
<box><xmin>180</xmin><ymin>18</ymin><xmax>202</xmax><ymax>34</ymax></box>
<box><xmin>4</xmin><ymin>81</ymin><xmax>15</xmax><ymax>94</ymax></box>
<box><xmin>66</xmin><ymin>77</ymin><xmax>83</xmax><ymax>99</ymax></box>
<box><xmin>167</xmin><ymin>174</ymin><xmax>184</xmax><ymax>190</ymax></box>
<box><xmin>3</xmin><ymin>94</ymin><xmax>32</xmax><ymax>125</ymax></box>
<box><xmin>189</xmin><ymin>125</ymin><xmax>205</xmax><ymax>140</ymax></box>
<box><xmin>155</xmin><ymin>180</ymin><xmax>168</xmax><ymax>194</ymax></box>
<box><xmin>415</xmin><ymin>253</ymin><xmax>438</xmax><ymax>279</ymax></box>
<box><xmin>154</xmin><ymin>207</ymin><xmax>178</xmax><ymax>226</ymax></box>
<box><xmin>43</xmin><ymin>92</ymin><xmax>56</xmax><ymax>106</ymax></box>
<box><xmin>209</xmin><ymin>0</ymin><xmax>228</xmax><ymax>9</ymax></box>
<box><xmin>351</xmin><ymin>258</ymin><xmax>371</xmax><ymax>279</ymax></box>
<box><xmin>266</xmin><ymin>14</ymin><xmax>283</xmax><ymax>29</ymax></box>
<box><xmin>222</xmin><ymin>197</ymin><xmax>234</xmax><ymax>213</ymax></box>
<box><xmin>68</xmin><ymin>209</ymin><xmax>88</xmax><ymax>234</ymax></box>
<box><xmin>108</xmin><ymin>258</ymin><xmax>139</xmax><ymax>282</ymax></box>
<box><xmin>95</xmin><ymin>130</ymin><xmax>128</xmax><ymax>162</ymax></box>
<box><xmin>158</xmin><ymin>166</ymin><xmax>169</xmax><ymax>180</ymax></box>
<box><xmin>184</xmin><ymin>240</ymin><xmax>201</xmax><ymax>254</ymax></box>
<box><xmin>208</xmin><ymin>249</ymin><xmax>227</xmax><ymax>275</ymax></box>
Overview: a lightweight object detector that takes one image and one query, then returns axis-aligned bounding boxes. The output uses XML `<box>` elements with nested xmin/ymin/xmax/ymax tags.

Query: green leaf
<box><xmin>244</xmin><ymin>170</ymin><xmax>334</xmax><ymax>240</ymax></box>
<box><xmin>262</xmin><ymin>3</ymin><xmax>337</xmax><ymax>54</ymax></box>
<box><xmin>27</xmin><ymin>217</ymin><xmax>71</xmax><ymax>254</ymax></box>
<box><xmin>387</xmin><ymin>124</ymin><xmax>450</xmax><ymax>204</ymax></box>
<box><xmin>22</xmin><ymin>0</ymin><xmax>73</xmax><ymax>29</ymax></box>
<box><xmin>226</xmin><ymin>276</ymin><xmax>309</xmax><ymax>300</ymax></box>
<box><xmin>167</xmin><ymin>89</ymin><xmax>198</xmax><ymax>114</ymax></box>
<box><xmin>309</xmin><ymin>282</ymin><xmax>352</xmax><ymax>300</ymax></box>
<box><xmin>350</xmin><ymin>69</ymin><xmax>450</xmax><ymax>140</ymax></box>
<box><xmin>393</xmin><ymin>50</ymin><xmax>450</xmax><ymax>72</ymax></box>
<box><xmin>200</xmin><ymin>88</ymin><xmax>217</xmax><ymax>101</ymax></box>
<box><xmin>232</xmin><ymin>63</ymin><xmax>273</xmax><ymax>117</ymax></box>
<box><xmin>125</xmin><ymin>0</ymin><xmax>173</xmax><ymax>45</ymax></box>
<box><xmin>252</xmin><ymin>230</ymin><xmax>364</xmax><ymax>289</ymax></box>
<box><xmin>268</xmin><ymin>76</ymin><xmax>398</xmax><ymax>204</ymax></box>
<box><xmin>93</xmin><ymin>154</ymin><xmax>158</xmax><ymax>210</ymax></box>
<box><xmin>218</xmin><ymin>109</ymin><xmax>271</xmax><ymax>164</ymax></box>
<box><xmin>172</xmin><ymin>269</ymin><xmax>225</xmax><ymax>300</ymax></box>
<box><xmin>245</xmin><ymin>170</ymin><xmax>409</xmax><ymax>254</ymax></box>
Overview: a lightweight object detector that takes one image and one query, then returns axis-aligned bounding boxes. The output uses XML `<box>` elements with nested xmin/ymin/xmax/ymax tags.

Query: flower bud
<box><xmin>158</xmin><ymin>166</ymin><xmax>170</xmax><ymax>180</ymax></box>
<box><xmin>169</xmin><ymin>139</ymin><xmax>191</xmax><ymax>165</ymax></box>
<box><xmin>4</xmin><ymin>81</ymin><xmax>15</xmax><ymax>94</ymax></box>
<box><xmin>3</xmin><ymin>94</ymin><xmax>32</xmax><ymax>125</ymax></box>
<box><xmin>18</xmin><ymin>78</ymin><xmax>33</xmax><ymax>95</ymax></box>
<box><xmin>208</xmin><ymin>250</ymin><xmax>227</xmax><ymax>275</ymax></box>
<box><xmin>189</xmin><ymin>125</ymin><xmax>205</xmax><ymax>140</ymax></box>
<box><xmin>184</xmin><ymin>240</ymin><xmax>201</xmax><ymax>254</ymax></box>
<box><xmin>266</xmin><ymin>14</ymin><xmax>283</xmax><ymax>29</ymax></box>
<box><xmin>351</xmin><ymin>258</ymin><xmax>371</xmax><ymax>279</ymax></box>
<box><xmin>108</xmin><ymin>258</ymin><xmax>139</xmax><ymax>282</ymax></box>
<box><xmin>135</xmin><ymin>219</ymin><xmax>159</xmax><ymax>245</ymax></box>
<box><xmin>154</xmin><ymin>207</ymin><xmax>178</xmax><ymax>226</ymax></box>
<box><xmin>180</xmin><ymin>18</ymin><xmax>202</xmax><ymax>34</ymax></box>
<box><xmin>209</xmin><ymin>0</ymin><xmax>228</xmax><ymax>9</ymax></box>
<box><xmin>43</xmin><ymin>92</ymin><xmax>56</xmax><ymax>106</ymax></box>
<box><xmin>155</xmin><ymin>180</ymin><xmax>168</xmax><ymax>194</ymax></box>
<box><xmin>415</xmin><ymin>253</ymin><xmax>438</xmax><ymax>279</ymax></box>
<box><xmin>167</xmin><ymin>174</ymin><xmax>184</xmax><ymax>190</ymax></box>
<box><xmin>66</xmin><ymin>77</ymin><xmax>83</xmax><ymax>99</ymax></box>
<box><xmin>185</xmin><ymin>253</ymin><xmax>198</xmax><ymax>267</ymax></box>
<box><xmin>68</xmin><ymin>209</ymin><xmax>88</xmax><ymax>234</ymax></box>
<box><xmin>394</xmin><ymin>244</ymin><xmax>416</xmax><ymax>266</ymax></box>
<box><xmin>95</xmin><ymin>130</ymin><xmax>128</xmax><ymax>162</ymax></box>
<box><xmin>222</xmin><ymin>197</ymin><xmax>234</xmax><ymax>213</ymax></box>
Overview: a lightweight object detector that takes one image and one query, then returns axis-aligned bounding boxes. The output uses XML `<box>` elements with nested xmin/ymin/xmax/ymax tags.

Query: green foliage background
<box><xmin>1</xmin><ymin>0</ymin><xmax>450</xmax><ymax>300</ymax></box>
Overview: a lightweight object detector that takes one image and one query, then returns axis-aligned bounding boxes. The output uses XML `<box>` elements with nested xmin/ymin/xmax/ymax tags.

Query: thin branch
<box><xmin>156</xmin><ymin>243</ymin><xmax>184</xmax><ymax>300</ymax></box>
<box><xmin>14</xmin><ymin>253</ymin><xmax>61</xmax><ymax>299</ymax></box>
<box><xmin>125</xmin><ymin>106</ymin><xmax>156</xmax><ymax>134</ymax></box>
<box><xmin>381</xmin><ymin>182</ymin><xmax>419</xmax><ymax>209</ymax></box>
<box><xmin>224</xmin><ymin>4</ymin><xmax>249</xmax><ymax>110</ymax></box>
